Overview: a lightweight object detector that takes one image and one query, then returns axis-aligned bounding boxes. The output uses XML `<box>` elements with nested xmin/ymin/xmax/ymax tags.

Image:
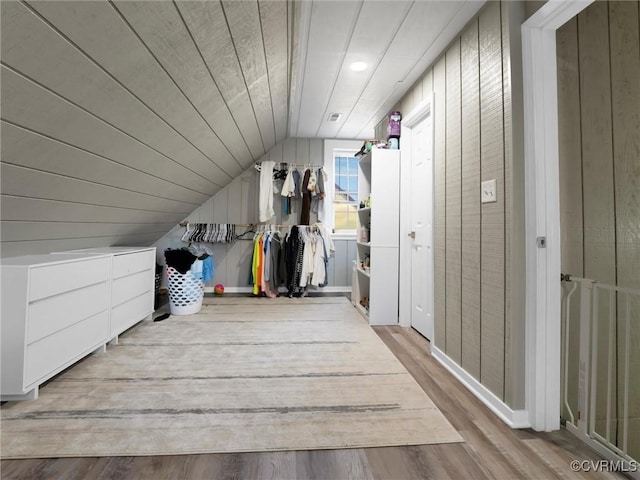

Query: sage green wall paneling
<box><xmin>578</xmin><ymin>1</ymin><xmax>617</xmax><ymax>444</ymax></box>
<box><xmin>479</xmin><ymin>1</ymin><xmax>505</xmax><ymax>400</ymax></box>
<box><xmin>558</xmin><ymin>1</ymin><xmax>640</xmax><ymax>454</ymax></box>
<box><xmin>0</xmin><ymin>164</ymin><xmax>193</xmax><ymax>215</ymax></box>
<box><xmin>0</xmin><ymin>67</ymin><xmax>219</xmax><ymax>196</ymax></box>
<box><xmin>502</xmin><ymin>0</ymin><xmax>526</xmax><ymax>410</ymax></box>
<box><xmin>1</xmin><ymin>195</ymin><xmax>184</xmax><ymax>224</ymax></box>
<box><xmin>557</xmin><ymin>18</ymin><xmax>584</xmax><ymax>278</ymax></box>
<box><xmin>259</xmin><ymin>0</ymin><xmax>290</xmax><ymax>145</ymax></box>
<box><xmin>445</xmin><ymin>39</ymin><xmax>463</xmax><ymax>364</ymax></box>
<box><xmin>0</xmin><ymin>2</ymin><xmax>232</xmax><ymax>187</ymax></box>
<box><xmin>608</xmin><ymin>1</ymin><xmax>640</xmax><ymax>458</ymax></box>
<box><xmin>0</xmin><ymin>235</ymin><xmax>162</xmax><ymax>259</ymax></box>
<box><xmin>433</xmin><ymin>55</ymin><xmax>447</xmax><ymax>348</ymax></box>
<box><xmin>221</xmin><ymin>0</ymin><xmax>277</xmax><ymax>152</ymax></box>
<box><xmin>226</xmin><ymin>174</ymin><xmax>251</xmax><ymax>288</ymax></box>
<box><xmin>422</xmin><ymin>70</ymin><xmax>434</xmax><ymax>101</ymax></box>
<box><xmin>113</xmin><ymin>1</ymin><xmax>251</xmax><ymax>170</ymax></box>
<box><xmin>0</xmin><ymin>222</ymin><xmax>176</xmax><ymax>243</ymax></box>
<box><xmin>175</xmin><ymin>1</ymin><xmax>264</xmax><ymax>159</ymax></box>
<box><xmin>460</xmin><ymin>18</ymin><xmax>482</xmax><ymax>381</ymax></box>
<box><xmin>0</xmin><ymin>122</ymin><xmax>208</xmax><ymax>206</ymax></box>
<box><xmin>557</xmin><ymin>17</ymin><xmax>583</xmax><ymax>421</ymax></box>
<box><xmin>25</xmin><ymin>1</ymin><xmax>236</xmax><ymax>184</ymax></box>
<box><xmin>332</xmin><ymin>239</ymin><xmax>349</xmax><ymax>289</ymax></box>
<box><xmin>609</xmin><ymin>0</ymin><xmax>640</xmax><ymax>295</ymax></box>
<box><xmin>369</xmin><ymin>1</ymin><xmax>527</xmax><ymax>408</ymax></box>
<box><xmin>578</xmin><ymin>2</ymin><xmax>616</xmax><ymax>286</ymax></box>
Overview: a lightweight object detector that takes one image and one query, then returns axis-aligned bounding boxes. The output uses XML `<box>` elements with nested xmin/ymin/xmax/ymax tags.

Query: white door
<box><xmin>409</xmin><ymin>114</ymin><xmax>434</xmax><ymax>339</ymax></box>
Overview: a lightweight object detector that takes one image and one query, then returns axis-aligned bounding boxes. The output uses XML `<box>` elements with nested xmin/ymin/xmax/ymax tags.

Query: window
<box><xmin>333</xmin><ymin>153</ymin><xmax>359</xmax><ymax>232</ymax></box>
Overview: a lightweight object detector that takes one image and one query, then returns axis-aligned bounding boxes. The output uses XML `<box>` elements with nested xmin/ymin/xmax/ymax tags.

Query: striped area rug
<box><xmin>0</xmin><ymin>296</ymin><xmax>462</xmax><ymax>458</ymax></box>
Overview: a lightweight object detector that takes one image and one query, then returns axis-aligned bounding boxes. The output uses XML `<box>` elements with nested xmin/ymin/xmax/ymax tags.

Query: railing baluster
<box><xmin>605</xmin><ymin>289</ymin><xmax>615</xmax><ymax>443</ymax></box>
<box><xmin>623</xmin><ymin>293</ymin><xmax>630</xmax><ymax>455</ymax></box>
<box><xmin>589</xmin><ymin>285</ymin><xmax>599</xmax><ymax>439</ymax></box>
<box><xmin>562</xmin><ymin>276</ymin><xmax>639</xmax><ymax>468</ymax></box>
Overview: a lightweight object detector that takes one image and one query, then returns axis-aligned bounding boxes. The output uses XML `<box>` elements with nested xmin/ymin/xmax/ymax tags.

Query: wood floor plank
<box><xmin>0</xmin><ymin>296</ymin><xmax>628</xmax><ymax>479</ymax></box>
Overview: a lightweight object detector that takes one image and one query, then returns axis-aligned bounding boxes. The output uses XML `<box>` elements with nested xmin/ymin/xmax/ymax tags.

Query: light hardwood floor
<box><xmin>1</xmin><ymin>298</ymin><xmax>631</xmax><ymax>479</ymax></box>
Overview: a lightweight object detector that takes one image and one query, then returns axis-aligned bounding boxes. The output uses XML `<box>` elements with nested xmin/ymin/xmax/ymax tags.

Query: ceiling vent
<box><xmin>328</xmin><ymin>113</ymin><xmax>342</xmax><ymax>122</ymax></box>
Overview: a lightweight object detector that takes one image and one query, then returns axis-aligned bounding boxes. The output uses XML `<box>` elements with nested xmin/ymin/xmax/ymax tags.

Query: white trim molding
<box><xmin>432</xmin><ymin>347</ymin><xmax>530</xmax><ymax>429</ymax></box>
<box><xmin>207</xmin><ymin>286</ymin><xmax>352</xmax><ymax>294</ymax></box>
<box><xmin>521</xmin><ymin>0</ymin><xmax>594</xmax><ymax>432</ymax></box>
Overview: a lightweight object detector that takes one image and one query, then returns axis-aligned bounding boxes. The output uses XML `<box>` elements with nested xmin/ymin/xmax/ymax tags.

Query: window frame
<box><xmin>332</xmin><ymin>153</ymin><xmax>360</xmax><ymax>235</ymax></box>
<box><xmin>323</xmin><ymin>140</ymin><xmax>363</xmax><ymax>238</ymax></box>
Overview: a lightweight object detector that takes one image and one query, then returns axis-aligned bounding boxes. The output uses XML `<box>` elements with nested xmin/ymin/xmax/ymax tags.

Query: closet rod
<box><xmin>255</xmin><ymin>162</ymin><xmax>324</xmax><ymax>169</ymax></box>
<box><xmin>179</xmin><ymin>222</ymin><xmax>319</xmax><ymax>228</ymax></box>
<box><xmin>179</xmin><ymin>222</ymin><xmax>255</xmax><ymax>228</ymax></box>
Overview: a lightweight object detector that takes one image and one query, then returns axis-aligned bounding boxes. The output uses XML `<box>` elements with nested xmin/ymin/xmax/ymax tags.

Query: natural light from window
<box><xmin>333</xmin><ymin>154</ymin><xmax>359</xmax><ymax>232</ymax></box>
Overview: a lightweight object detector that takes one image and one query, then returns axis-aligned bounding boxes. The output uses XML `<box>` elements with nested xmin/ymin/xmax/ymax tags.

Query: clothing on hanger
<box><xmin>300</xmin><ymin>170</ymin><xmax>311</xmax><ymax>225</ymax></box>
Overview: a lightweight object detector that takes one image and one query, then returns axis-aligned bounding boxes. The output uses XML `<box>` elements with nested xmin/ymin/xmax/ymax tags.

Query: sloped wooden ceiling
<box><xmin>0</xmin><ymin>0</ymin><xmax>484</xmax><ymax>257</ymax></box>
<box><xmin>0</xmin><ymin>0</ymin><xmax>293</xmax><ymax>256</ymax></box>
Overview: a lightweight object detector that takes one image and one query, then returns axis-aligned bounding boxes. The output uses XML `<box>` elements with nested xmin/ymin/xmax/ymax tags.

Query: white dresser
<box><xmin>54</xmin><ymin>247</ymin><xmax>156</xmax><ymax>343</ymax></box>
<box><xmin>1</xmin><ymin>253</ymin><xmax>112</xmax><ymax>400</ymax></box>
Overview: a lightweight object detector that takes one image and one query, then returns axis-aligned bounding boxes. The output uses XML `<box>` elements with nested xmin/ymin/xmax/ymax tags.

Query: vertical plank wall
<box><xmin>375</xmin><ymin>1</ymin><xmax>525</xmax><ymax>406</ymax></box>
<box><xmin>460</xmin><ymin>20</ymin><xmax>481</xmax><ymax>382</ymax></box>
<box><xmin>557</xmin><ymin>1</ymin><xmax>640</xmax><ymax>457</ymax></box>
<box><xmin>445</xmin><ymin>39</ymin><xmax>463</xmax><ymax>365</ymax></box>
<box><xmin>154</xmin><ymin>138</ymin><xmax>357</xmax><ymax>290</ymax></box>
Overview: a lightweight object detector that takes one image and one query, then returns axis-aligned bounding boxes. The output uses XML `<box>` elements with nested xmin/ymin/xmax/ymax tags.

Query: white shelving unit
<box><xmin>353</xmin><ymin>148</ymin><xmax>400</xmax><ymax>325</ymax></box>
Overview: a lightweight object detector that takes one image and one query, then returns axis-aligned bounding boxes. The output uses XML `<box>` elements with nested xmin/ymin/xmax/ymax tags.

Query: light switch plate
<box><xmin>481</xmin><ymin>179</ymin><xmax>497</xmax><ymax>203</ymax></box>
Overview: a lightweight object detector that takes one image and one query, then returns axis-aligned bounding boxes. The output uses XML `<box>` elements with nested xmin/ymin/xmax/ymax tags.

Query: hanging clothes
<box><xmin>293</xmin><ymin>170</ymin><xmax>302</xmax><ymax>199</ymax></box>
<box><xmin>316</xmin><ymin>167</ymin><xmax>326</xmax><ymax>222</ymax></box>
<box><xmin>259</xmin><ymin>160</ymin><xmax>276</xmax><ymax>222</ymax></box>
<box><xmin>202</xmin><ymin>256</ymin><xmax>214</xmax><ymax>284</ymax></box>
<box><xmin>164</xmin><ymin>249</ymin><xmax>197</xmax><ymax>274</ymax></box>
<box><xmin>281</xmin><ymin>166</ymin><xmax>295</xmax><ymax>217</ymax></box>
<box><xmin>249</xmin><ymin>225</ymin><xmax>333</xmax><ymax>298</ymax></box>
<box><xmin>300</xmin><ymin>169</ymin><xmax>311</xmax><ymax>225</ymax></box>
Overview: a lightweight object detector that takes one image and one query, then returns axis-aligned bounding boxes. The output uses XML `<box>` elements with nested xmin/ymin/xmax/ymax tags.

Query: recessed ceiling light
<box><xmin>328</xmin><ymin>113</ymin><xmax>342</xmax><ymax>122</ymax></box>
<box><xmin>350</xmin><ymin>61</ymin><xmax>367</xmax><ymax>72</ymax></box>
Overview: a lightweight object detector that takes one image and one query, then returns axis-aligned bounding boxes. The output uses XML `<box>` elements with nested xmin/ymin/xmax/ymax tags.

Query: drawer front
<box><xmin>29</xmin><ymin>257</ymin><xmax>110</xmax><ymax>302</ymax></box>
<box><xmin>24</xmin><ymin>310</ymin><xmax>108</xmax><ymax>387</ymax></box>
<box><xmin>110</xmin><ymin>292</ymin><xmax>153</xmax><ymax>337</ymax></box>
<box><xmin>112</xmin><ymin>250</ymin><xmax>155</xmax><ymax>279</ymax></box>
<box><xmin>112</xmin><ymin>269</ymin><xmax>153</xmax><ymax>307</ymax></box>
<box><xmin>27</xmin><ymin>282</ymin><xmax>109</xmax><ymax>344</ymax></box>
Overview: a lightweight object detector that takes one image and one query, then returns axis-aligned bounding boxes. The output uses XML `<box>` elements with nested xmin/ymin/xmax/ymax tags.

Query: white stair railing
<box><xmin>561</xmin><ymin>274</ymin><xmax>639</xmax><ymax>477</ymax></box>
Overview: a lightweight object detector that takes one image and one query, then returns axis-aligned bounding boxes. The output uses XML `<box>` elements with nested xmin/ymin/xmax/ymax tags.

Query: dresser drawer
<box><xmin>112</xmin><ymin>250</ymin><xmax>154</xmax><ymax>279</ymax></box>
<box><xmin>110</xmin><ymin>292</ymin><xmax>152</xmax><ymax>337</ymax></box>
<box><xmin>29</xmin><ymin>257</ymin><xmax>110</xmax><ymax>302</ymax></box>
<box><xmin>27</xmin><ymin>282</ymin><xmax>109</xmax><ymax>344</ymax></box>
<box><xmin>112</xmin><ymin>269</ymin><xmax>153</xmax><ymax>307</ymax></box>
<box><xmin>24</xmin><ymin>310</ymin><xmax>108</xmax><ymax>387</ymax></box>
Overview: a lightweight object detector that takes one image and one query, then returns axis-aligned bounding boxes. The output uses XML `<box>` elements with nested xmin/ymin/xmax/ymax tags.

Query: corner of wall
<box><xmin>503</xmin><ymin>0</ymin><xmax>527</xmax><ymax>410</ymax></box>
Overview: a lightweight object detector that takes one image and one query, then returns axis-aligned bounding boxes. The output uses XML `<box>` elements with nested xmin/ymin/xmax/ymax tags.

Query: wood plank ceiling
<box><xmin>0</xmin><ymin>0</ymin><xmax>484</xmax><ymax>256</ymax></box>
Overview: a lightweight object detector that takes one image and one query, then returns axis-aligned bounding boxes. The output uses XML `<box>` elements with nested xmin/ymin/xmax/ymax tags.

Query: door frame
<box><xmin>399</xmin><ymin>95</ymin><xmax>433</xmax><ymax>337</ymax></box>
<box><xmin>522</xmin><ymin>0</ymin><xmax>594</xmax><ymax>431</ymax></box>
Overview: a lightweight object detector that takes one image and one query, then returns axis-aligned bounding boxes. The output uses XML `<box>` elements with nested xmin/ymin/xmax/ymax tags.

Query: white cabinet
<box><xmin>1</xmin><ymin>254</ymin><xmax>112</xmax><ymax>400</ymax></box>
<box><xmin>55</xmin><ymin>247</ymin><xmax>156</xmax><ymax>342</ymax></box>
<box><xmin>353</xmin><ymin>149</ymin><xmax>400</xmax><ymax>325</ymax></box>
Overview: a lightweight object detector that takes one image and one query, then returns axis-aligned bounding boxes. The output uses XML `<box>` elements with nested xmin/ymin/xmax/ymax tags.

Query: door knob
<box><xmin>408</xmin><ymin>231</ymin><xmax>416</xmax><ymax>239</ymax></box>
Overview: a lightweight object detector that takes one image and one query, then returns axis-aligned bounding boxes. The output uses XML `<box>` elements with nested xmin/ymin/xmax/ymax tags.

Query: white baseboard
<box><xmin>431</xmin><ymin>346</ymin><xmax>530</xmax><ymax>429</ymax></box>
<box><xmin>204</xmin><ymin>286</ymin><xmax>351</xmax><ymax>294</ymax></box>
